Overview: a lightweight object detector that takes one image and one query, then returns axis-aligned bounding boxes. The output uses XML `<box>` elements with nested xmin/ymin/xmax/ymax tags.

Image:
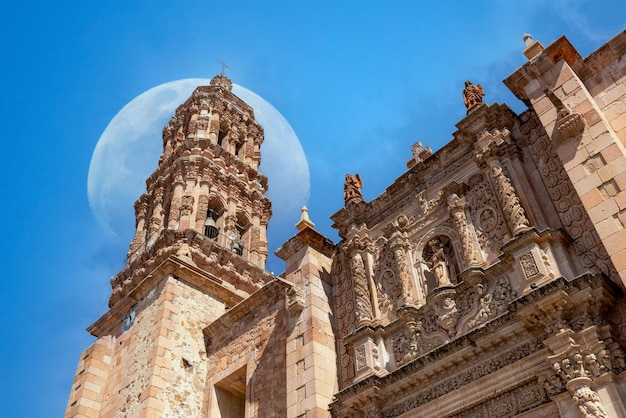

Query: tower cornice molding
<box><xmin>91</xmin><ymin>252</ymin><xmax>244</xmax><ymax>338</ymax></box>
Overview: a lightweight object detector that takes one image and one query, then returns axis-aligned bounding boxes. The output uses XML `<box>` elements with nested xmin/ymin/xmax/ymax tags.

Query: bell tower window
<box><xmin>230</xmin><ymin>214</ymin><xmax>250</xmax><ymax>257</ymax></box>
<box><xmin>234</xmin><ymin>140</ymin><xmax>244</xmax><ymax>159</ymax></box>
<box><xmin>204</xmin><ymin>209</ymin><xmax>219</xmax><ymax>239</ymax></box>
<box><xmin>230</xmin><ymin>224</ymin><xmax>245</xmax><ymax>256</ymax></box>
<box><xmin>218</xmin><ymin>129</ymin><xmax>227</xmax><ymax>147</ymax></box>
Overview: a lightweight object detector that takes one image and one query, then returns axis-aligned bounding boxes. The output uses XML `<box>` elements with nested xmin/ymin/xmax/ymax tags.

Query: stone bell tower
<box><xmin>65</xmin><ymin>74</ymin><xmax>276</xmax><ymax>417</ymax></box>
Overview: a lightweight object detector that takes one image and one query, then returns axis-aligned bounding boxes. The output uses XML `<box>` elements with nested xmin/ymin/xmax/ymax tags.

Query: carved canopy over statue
<box><xmin>462</xmin><ymin>80</ymin><xmax>485</xmax><ymax>113</ymax></box>
<box><xmin>344</xmin><ymin>173</ymin><xmax>364</xmax><ymax>205</ymax></box>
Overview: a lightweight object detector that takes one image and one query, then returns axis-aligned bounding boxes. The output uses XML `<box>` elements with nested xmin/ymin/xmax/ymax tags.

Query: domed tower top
<box><xmin>209</xmin><ymin>73</ymin><xmax>232</xmax><ymax>90</ymax></box>
<box><xmin>111</xmin><ymin>75</ymin><xmax>273</xmax><ymax>307</ymax></box>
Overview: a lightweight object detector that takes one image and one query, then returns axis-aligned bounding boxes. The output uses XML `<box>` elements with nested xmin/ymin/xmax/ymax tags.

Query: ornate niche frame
<box><xmin>413</xmin><ymin>226</ymin><xmax>463</xmax><ymax>303</ymax></box>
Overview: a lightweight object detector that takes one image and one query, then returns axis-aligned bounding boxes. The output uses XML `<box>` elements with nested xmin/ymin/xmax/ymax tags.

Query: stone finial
<box><xmin>296</xmin><ymin>206</ymin><xmax>315</xmax><ymax>231</ymax></box>
<box><xmin>522</xmin><ymin>33</ymin><xmax>544</xmax><ymax>60</ymax></box>
<box><xmin>407</xmin><ymin>141</ymin><xmax>433</xmax><ymax>168</ymax></box>
<box><xmin>462</xmin><ymin>81</ymin><xmax>485</xmax><ymax>114</ymax></box>
<box><xmin>210</xmin><ymin>74</ymin><xmax>233</xmax><ymax>91</ymax></box>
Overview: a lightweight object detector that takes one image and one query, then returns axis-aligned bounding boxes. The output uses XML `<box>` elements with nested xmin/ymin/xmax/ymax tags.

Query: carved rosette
<box><xmin>447</xmin><ymin>193</ymin><xmax>481</xmax><ymax>269</ymax></box>
<box><xmin>436</xmin><ymin>297</ymin><xmax>460</xmax><ymax>336</ymax></box>
<box><xmin>489</xmin><ymin>160</ymin><xmax>530</xmax><ymax>235</ymax></box>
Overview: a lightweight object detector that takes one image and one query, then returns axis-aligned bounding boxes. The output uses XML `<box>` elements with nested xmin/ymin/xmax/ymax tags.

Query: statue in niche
<box><xmin>462</xmin><ymin>80</ymin><xmax>485</xmax><ymax>113</ymax></box>
<box><xmin>428</xmin><ymin>238</ymin><xmax>451</xmax><ymax>287</ymax></box>
<box><xmin>344</xmin><ymin>173</ymin><xmax>364</xmax><ymax>205</ymax></box>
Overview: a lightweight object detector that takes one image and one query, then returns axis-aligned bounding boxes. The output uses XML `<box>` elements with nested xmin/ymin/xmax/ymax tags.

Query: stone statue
<box><xmin>462</xmin><ymin>80</ymin><xmax>485</xmax><ymax>113</ymax></box>
<box><xmin>428</xmin><ymin>238</ymin><xmax>451</xmax><ymax>286</ymax></box>
<box><xmin>344</xmin><ymin>173</ymin><xmax>364</xmax><ymax>205</ymax></box>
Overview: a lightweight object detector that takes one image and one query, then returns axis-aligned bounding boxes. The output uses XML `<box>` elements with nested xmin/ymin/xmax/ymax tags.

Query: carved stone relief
<box><xmin>331</xmin><ymin>251</ymin><xmax>357</xmax><ymax>388</ymax></box>
<box><xmin>570</xmin><ymin>379</ymin><xmax>608</xmax><ymax>418</ymax></box>
<box><xmin>373</xmin><ymin>245</ymin><xmax>403</xmax><ymax>320</ymax></box>
<box><xmin>355</xmin><ymin>345</ymin><xmax>367</xmax><ymax>370</ymax></box>
<box><xmin>449</xmin><ymin>381</ymin><xmax>552</xmax><ymax>418</ymax></box>
<box><xmin>467</xmin><ymin>277</ymin><xmax>514</xmax><ymax>330</ymax></box>
<box><xmin>352</xmin><ymin>252</ymin><xmax>373</xmax><ymax>324</ymax></box>
<box><xmin>388</xmin><ymin>276</ymin><xmax>516</xmax><ymax>367</ymax></box>
<box><xmin>383</xmin><ymin>340</ymin><xmax>545</xmax><ymax>417</ymax></box>
<box><xmin>466</xmin><ymin>173</ymin><xmax>507</xmax><ymax>254</ymax></box>
<box><xmin>520</xmin><ymin>251</ymin><xmax>540</xmax><ymax>279</ymax></box>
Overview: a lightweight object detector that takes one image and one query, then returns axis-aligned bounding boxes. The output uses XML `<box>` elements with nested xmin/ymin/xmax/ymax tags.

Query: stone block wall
<box><xmin>204</xmin><ymin>282</ymin><xmax>289</xmax><ymax>417</ymax></box>
<box><xmin>67</xmin><ymin>274</ymin><xmax>227</xmax><ymax>418</ymax></box>
<box><xmin>65</xmin><ymin>336</ymin><xmax>114</xmax><ymax>417</ymax></box>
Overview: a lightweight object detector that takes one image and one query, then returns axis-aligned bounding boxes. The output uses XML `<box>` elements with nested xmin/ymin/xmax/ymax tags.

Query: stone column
<box><xmin>447</xmin><ymin>192</ymin><xmax>482</xmax><ymax>268</ymax></box>
<box><xmin>389</xmin><ymin>233</ymin><xmax>414</xmax><ymax>305</ymax></box>
<box><xmin>351</xmin><ymin>251</ymin><xmax>374</xmax><ymax>326</ymax></box>
<box><xmin>168</xmin><ymin>175</ymin><xmax>184</xmax><ymax>229</ymax></box>
<box><xmin>488</xmin><ymin>159</ymin><xmax>531</xmax><ymax>236</ymax></box>
<box><xmin>148</xmin><ymin>187</ymin><xmax>164</xmax><ymax>245</ymax></box>
<box><xmin>195</xmin><ymin>194</ymin><xmax>209</xmax><ymax>233</ymax></box>
<box><xmin>518</xmin><ymin>278</ymin><xmax>626</xmax><ymax>417</ymax></box>
<box><xmin>128</xmin><ymin>201</ymin><xmax>147</xmax><ymax>259</ymax></box>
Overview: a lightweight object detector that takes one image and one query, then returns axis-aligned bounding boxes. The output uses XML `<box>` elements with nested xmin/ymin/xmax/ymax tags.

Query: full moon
<box><xmin>88</xmin><ymin>78</ymin><xmax>310</xmax><ymax>267</ymax></box>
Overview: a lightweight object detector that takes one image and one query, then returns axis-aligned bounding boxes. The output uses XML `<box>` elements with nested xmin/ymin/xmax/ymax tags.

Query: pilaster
<box><xmin>277</xmin><ymin>212</ymin><xmax>338</xmax><ymax>418</ymax></box>
<box><xmin>505</xmin><ymin>33</ymin><xmax>626</xmax><ymax>287</ymax></box>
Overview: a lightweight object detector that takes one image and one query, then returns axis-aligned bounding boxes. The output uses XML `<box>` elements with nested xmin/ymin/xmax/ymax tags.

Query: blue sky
<box><xmin>0</xmin><ymin>1</ymin><xmax>624</xmax><ymax>416</ymax></box>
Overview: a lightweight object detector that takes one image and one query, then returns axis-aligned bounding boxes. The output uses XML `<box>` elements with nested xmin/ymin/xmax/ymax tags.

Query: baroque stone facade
<box><xmin>67</xmin><ymin>31</ymin><xmax>626</xmax><ymax>417</ymax></box>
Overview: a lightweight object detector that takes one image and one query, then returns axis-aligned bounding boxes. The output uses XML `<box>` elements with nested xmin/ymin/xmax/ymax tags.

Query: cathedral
<box><xmin>66</xmin><ymin>31</ymin><xmax>626</xmax><ymax>417</ymax></box>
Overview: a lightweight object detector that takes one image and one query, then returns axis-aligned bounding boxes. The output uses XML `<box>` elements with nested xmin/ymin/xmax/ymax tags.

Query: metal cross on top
<box><xmin>218</xmin><ymin>59</ymin><xmax>230</xmax><ymax>76</ymax></box>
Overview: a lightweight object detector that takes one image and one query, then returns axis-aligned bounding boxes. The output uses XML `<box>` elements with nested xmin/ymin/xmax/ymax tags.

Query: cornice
<box><xmin>88</xmin><ymin>253</ymin><xmax>243</xmax><ymax>338</ymax></box>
